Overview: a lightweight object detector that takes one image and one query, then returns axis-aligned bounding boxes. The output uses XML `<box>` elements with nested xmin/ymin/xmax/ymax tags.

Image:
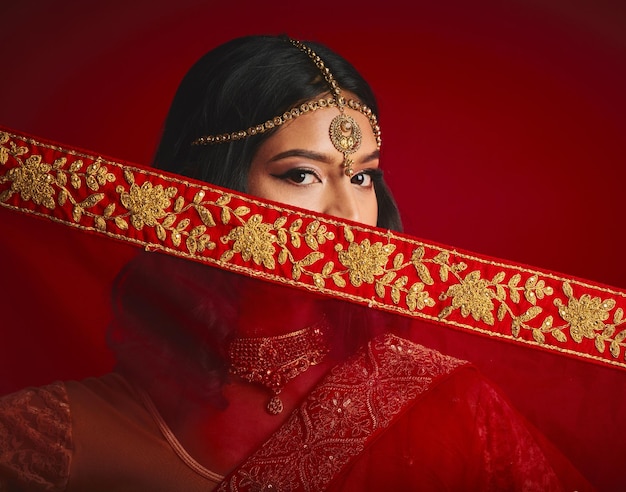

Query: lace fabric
<box><xmin>0</xmin><ymin>382</ymin><xmax>71</xmax><ymax>491</ymax></box>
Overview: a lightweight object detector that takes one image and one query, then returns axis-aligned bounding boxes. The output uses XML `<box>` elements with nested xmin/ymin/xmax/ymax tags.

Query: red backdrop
<box><xmin>1</xmin><ymin>1</ymin><xmax>625</xmax><ymax>488</ymax></box>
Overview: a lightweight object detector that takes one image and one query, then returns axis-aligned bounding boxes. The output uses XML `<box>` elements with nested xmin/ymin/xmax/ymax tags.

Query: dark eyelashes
<box><xmin>361</xmin><ymin>168</ymin><xmax>383</xmax><ymax>179</ymax></box>
<box><xmin>271</xmin><ymin>167</ymin><xmax>382</xmax><ymax>184</ymax></box>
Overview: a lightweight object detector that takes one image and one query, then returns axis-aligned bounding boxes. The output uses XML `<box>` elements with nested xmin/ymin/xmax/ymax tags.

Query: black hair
<box><xmin>153</xmin><ymin>34</ymin><xmax>402</xmax><ymax>231</ymax></box>
<box><xmin>110</xmin><ymin>36</ymin><xmax>405</xmax><ymax>406</ymax></box>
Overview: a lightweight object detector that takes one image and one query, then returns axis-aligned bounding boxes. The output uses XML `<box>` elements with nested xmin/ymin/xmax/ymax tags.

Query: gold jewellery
<box><xmin>228</xmin><ymin>319</ymin><xmax>330</xmax><ymax>415</ymax></box>
<box><xmin>191</xmin><ymin>38</ymin><xmax>381</xmax><ymax>177</ymax></box>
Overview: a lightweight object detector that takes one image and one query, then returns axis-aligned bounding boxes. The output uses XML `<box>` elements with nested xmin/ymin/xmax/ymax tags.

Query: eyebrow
<box><xmin>268</xmin><ymin>148</ymin><xmax>380</xmax><ymax>165</ymax></box>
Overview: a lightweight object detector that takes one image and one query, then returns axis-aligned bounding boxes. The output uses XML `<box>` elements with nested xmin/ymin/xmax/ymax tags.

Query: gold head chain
<box><xmin>191</xmin><ymin>38</ymin><xmax>382</xmax><ymax>177</ymax></box>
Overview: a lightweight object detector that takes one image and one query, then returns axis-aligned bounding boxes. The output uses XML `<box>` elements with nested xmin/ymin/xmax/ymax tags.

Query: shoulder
<box><xmin>0</xmin><ymin>381</ymin><xmax>72</xmax><ymax>491</ymax></box>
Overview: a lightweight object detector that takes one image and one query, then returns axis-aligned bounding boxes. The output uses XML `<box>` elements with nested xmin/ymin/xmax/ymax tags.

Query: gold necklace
<box><xmin>228</xmin><ymin>318</ymin><xmax>330</xmax><ymax>415</ymax></box>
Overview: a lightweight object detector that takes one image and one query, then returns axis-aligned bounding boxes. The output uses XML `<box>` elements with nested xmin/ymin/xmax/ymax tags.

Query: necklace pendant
<box><xmin>267</xmin><ymin>395</ymin><xmax>284</xmax><ymax>415</ymax></box>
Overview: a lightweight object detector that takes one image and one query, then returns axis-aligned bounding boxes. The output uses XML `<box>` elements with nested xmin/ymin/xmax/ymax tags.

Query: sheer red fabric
<box><xmin>0</xmin><ymin>129</ymin><xmax>623</xmax><ymax>489</ymax></box>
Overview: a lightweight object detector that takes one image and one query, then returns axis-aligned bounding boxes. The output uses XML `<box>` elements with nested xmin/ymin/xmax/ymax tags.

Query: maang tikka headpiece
<box><xmin>192</xmin><ymin>38</ymin><xmax>382</xmax><ymax>177</ymax></box>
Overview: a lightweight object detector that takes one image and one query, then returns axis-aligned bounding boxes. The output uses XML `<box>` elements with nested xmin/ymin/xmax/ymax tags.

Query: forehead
<box><xmin>261</xmin><ymin>105</ymin><xmax>380</xmax><ymax>154</ymax></box>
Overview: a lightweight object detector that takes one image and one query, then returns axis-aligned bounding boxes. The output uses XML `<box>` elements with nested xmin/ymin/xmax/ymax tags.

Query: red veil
<box><xmin>1</xmin><ymin>128</ymin><xmax>624</xmax><ymax>489</ymax></box>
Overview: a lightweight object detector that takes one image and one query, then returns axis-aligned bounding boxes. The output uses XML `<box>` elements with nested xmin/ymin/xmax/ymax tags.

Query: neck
<box><xmin>235</xmin><ymin>277</ymin><xmax>323</xmax><ymax>337</ymax></box>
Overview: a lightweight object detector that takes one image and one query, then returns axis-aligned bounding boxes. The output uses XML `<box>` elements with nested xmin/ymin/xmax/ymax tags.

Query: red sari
<box><xmin>0</xmin><ymin>335</ymin><xmax>592</xmax><ymax>491</ymax></box>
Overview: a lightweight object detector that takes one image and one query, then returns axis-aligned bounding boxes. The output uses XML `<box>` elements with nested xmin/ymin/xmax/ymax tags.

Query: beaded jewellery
<box><xmin>192</xmin><ymin>39</ymin><xmax>382</xmax><ymax>177</ymax></box>
<box><xmin>228</xmin><ymin>318</ymin><xmax>330</xmax><ymax>415</ymax></box>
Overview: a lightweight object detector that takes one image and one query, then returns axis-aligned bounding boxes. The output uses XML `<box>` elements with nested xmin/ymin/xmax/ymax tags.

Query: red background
<box><xmin>2</xmin><ymin>0</ymin><xmax>625</xmax><ymax>287</ymax></box>
<box><xmin>1</xmin><ymin>1</ymin><xmax>625</xmax><ymax>489</ymax></box>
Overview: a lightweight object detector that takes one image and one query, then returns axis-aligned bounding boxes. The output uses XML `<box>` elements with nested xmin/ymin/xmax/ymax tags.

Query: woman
<box><xmin>0</xmin><ymin>35</ymin><xmax>593</xmax><ymax>491</ymax></box>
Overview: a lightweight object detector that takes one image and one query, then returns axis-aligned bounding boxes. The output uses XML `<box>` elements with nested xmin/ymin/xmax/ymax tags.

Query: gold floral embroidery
<box><xmin>3</xmin><ymin>130</ymin><xmax>626</xmax><ymax>368</ymax></box>
<box><xmin>218</xmin><ymin>335</ymin><xmax>465</xmax><ymax>491</ymax></box>
<box><xmin>554</xmin><ymin>283</ymin><xmax>626</xmax><ymax>357</ymax></box>
<box><xmin>223</xmin><ymin>214</ymin><xmax>277</xmax><ymax>268</ymax></box>
<box><xmin>6</xmin><ymin>155</ymin><xmax>56</xmax><ymax>209</ymax></box>
<box><xmin>443</xmin><ymin>270</ymin><xmax>496</xmax><ymax>325</ymax></box>
<box><xmin>119</xmin><ymin>182</ymin><xmax>176</xmax><ymax>229</ymax></box>
<box><xmin>338</xmin><ymin>238</ymin><xmax>395</xmax><ymax>286</ymax></box>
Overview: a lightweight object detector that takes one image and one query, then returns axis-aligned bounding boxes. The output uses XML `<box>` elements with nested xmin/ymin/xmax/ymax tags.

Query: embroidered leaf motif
<box><xmin>532</xmin><ymin>329</ymin><xmax>545</xmax><ymax>344</ymax></box>
<box><xmin>103</xmin><ymin>203</ymin><xmax>115</xmax><ymax>218</ymax></box>
<box><xmin>70</xmin><ymin>174</ymin><xmax>81</xmax><ymax>189</ymax></box>
<box><xmin>156</xmin><ymin>224</ymin><xmax>166</xmax><ymax>241</ymax></box>
<box><xmin>56</xmin><ymin>171</ymin><xmax>67</xmax><ymax>187</ymax></box>
<box><xmin>332</xmin><ymin>274</ymin><xmax>346</xmax><ymax>288</ymax></box>
<box><xmin>407</xmin><ymin>294</ymin><xmax>417</xmax><ymax>311</ymax></box>
<box><xmin>313</xmin><ymin>274</ymin><xmax>324</xmax><ymax>289</ymax></box>
<box><xmin>291</xmin><ymin>234</ymin><xmax>301</xmax><ymax>248</ymax></box>
<box><xmin>495</xmin><ymin>284</ymin><xmax>506</xmax><ymax>301</ymax></box>
<box><xmin>186</xmin><ymin>237</ymin><xmax>197</xmax><ymax>255</ymax></box>
<box><xmin>415</xmin><ymin>262</ymin><xmax>433</xmax><ymax>286</ymax></box>
<box><xmin>305</xmin><ymin>235</ymin><xmax>319</xmax><ymax>250</ymax></box>
<box><xmin>343</xmin><ymin>226</ymin><xmax>354</xmax><ymax>243</ymax></box>
<box><xmin>123</xmin><ymin>169</ymin><xmax>134</xmax><ymax>185</ymax></box>
<box><xmin>381</xmin><ymin>271</ymin><xmax>396</xmax><ymax>284</ymax></box>
<box><xmin>176</xmin><ymin>218</ymin><xmax>190</xmax><ymax>231</ymax></box>
<box><xmin>519</xmin><ymin>306</ymin><xmax>542</xmax><ymax>322</ymax></box>
<box><xmin>234</xmin><ymin>206</ymin><xmax>250</xmax><ymax>217</ymax></box>
<box><xmin>595</xmin><ymin>336</ymin><xmax>605</xmax><ymax>353</ymax></box>
<box><xmin>86</xmin><ymin>175</ymin><xmax>98</xmax><ymax>191</ymax></box>
<box><xmin>609</xmin><ymin>341</ymin><xmax>620</xmax><ymax>358</ymax></box>
<box><xmin>439</xmin><ymin>306</ymin><xmax>453</xmax><ymax>320</ymax></box>
<box><xmin>497</xmin><ymin>304</ymin><xmax>507</xmax><ymax>321</ymax></box>
<box><xmin>69</xmin><ymin>160</ymin><xmax>83</xmax><ymax>172</ymax></box>
<box><xmin>94</xmin><ymin>217</ymin><xmax>106</xmax><ymax>231</ymax></box>
<box><xmin>277</xmin><ymin>229</ymin><xmax>288</xmax><ymax>246</ymax></box>
<box><xmin>289</xmin><ymin>218</ymin><xmax>303</xmax><ymax>232</ymax></box>
<box><xmin>391</xmin><ymin>287</ymin><xmax>401</xmax><ymax>304</ymax></box>
<box><xmin>72</xmin><ymin>206</ymin><xmax>82</xmax><ymax>222</ymax></box>
<box><xmin>220</xmin><ymin>250</ymin><xmax>234</xmax><ymax>263</ymax></box>
<box><xmin>192</xmin><ymin>190</ymin><xmax>205</xmax><ymax>204</ymax></box>
<box><xmin>174</xmin><ymin>196</ymin><xmax>185</xmax><ymax>213</ymax></box>
<box><xmin>563</xmin><ymin>282</ymin><xmax>574</xmax><ymax>298</ymax></box>
<box><xmin>492</xmin><ymin>272</ymin><xmax>505</xmax><ymax>284</ymax></box>
<box><xmin>58</xmin><ymin>190</ymin><xmax>68</xmax><ymax>206</ymax></box>
<box><xmin>508</xmin><ymin>273</ymin><xmax>521</xmax><ymax>288</ymax></box>
<box><xmin>216</xmin><ymin>194</ymin><xmax>231</xmax><ymax>206</ymax></box>
<box><xmin>274</xmin><ymin>216</ymin><xmax>287</xmax><ymax>229</ymax></box>
<box><xmin>114</xmin><ymin>217</ymin><xmax>128</xmax><ymax>230</ymax></box>
<box><xmin>221</xmin><ymin>208</ymin><xmax>230</xmax><ymax>224</ymax></box>
<box><xmin>299</xmin><ymin>252</ymin><xmax>323</xmax><ymax>267</ymax></box>
<box><xmin>375</xmin><ymin>282</ymin><xmax>385</xmax><ymax>298</ymax></box>
<box><xmin>393</xmin><ymin>253</ymin><xmax>404</xmax><ymax>270</ymax></box>
<box><xmin>278</xmin><ymin>250</ymin><xmax>288</xmax><ymax>265</ymax></box>
<box><xmin>306</xmin><ymin>220</ymin><xmax>320</xmax><ymax>233</ymax></box>
<box><xmin>190</xmin><ymin>225</ymin><xmax>207</xmax><ymax>237</ymax></box>
<box><xmin>193</xmin><ymin>206</ymin><xmax>213</xmax><ymax>227</ymax></box>
<box><xmin>512</xmin><ymin>320</ymin><xmax>521</xmax><ymax>338</ymax></box>
<box><xmin>80</xmin><ymin>193</ymin><xmax>104</xmax><ymax>208</ymax></box>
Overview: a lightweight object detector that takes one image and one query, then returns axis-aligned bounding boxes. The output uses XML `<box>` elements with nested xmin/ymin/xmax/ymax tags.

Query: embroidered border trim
<box><xmin>217</xmin><ymin>334</ymin><xmax>465</xmax><ymax>491</ymax></box>
<box><xmin>2</xmin><ymin>128</ymin><xmax>626</xmax><ymax>371</ymax></box>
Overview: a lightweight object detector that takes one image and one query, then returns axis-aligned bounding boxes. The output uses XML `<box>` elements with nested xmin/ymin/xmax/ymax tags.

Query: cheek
<box><xmin>364</xmin><ymin>193</ymin><xmax>379</xmax><ymax>227</ymax></box>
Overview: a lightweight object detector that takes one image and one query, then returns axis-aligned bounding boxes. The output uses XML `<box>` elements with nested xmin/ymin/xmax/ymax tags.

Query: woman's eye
<box><xmin>274</xmin><ymin>168</ymin><xmax>320</xmax><ymax>186</ymax></box>
<box><xmin>351</xmin><ymin>172</ymin><xmax>373</xmax><ymax>187</ymax></box>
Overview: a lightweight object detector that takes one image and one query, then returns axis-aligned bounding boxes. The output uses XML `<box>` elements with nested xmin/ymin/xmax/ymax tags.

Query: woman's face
<box><xmin>247</xmin><ymin>104</ymin><xmax>379</xmax><ymax>227</ymax></box>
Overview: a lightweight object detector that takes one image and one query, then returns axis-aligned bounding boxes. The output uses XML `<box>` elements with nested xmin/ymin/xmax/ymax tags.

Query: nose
<box><xmin>322</xmin><ymin>178</ymin><xmax>361</xmax><ymax>223</ymax></box>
